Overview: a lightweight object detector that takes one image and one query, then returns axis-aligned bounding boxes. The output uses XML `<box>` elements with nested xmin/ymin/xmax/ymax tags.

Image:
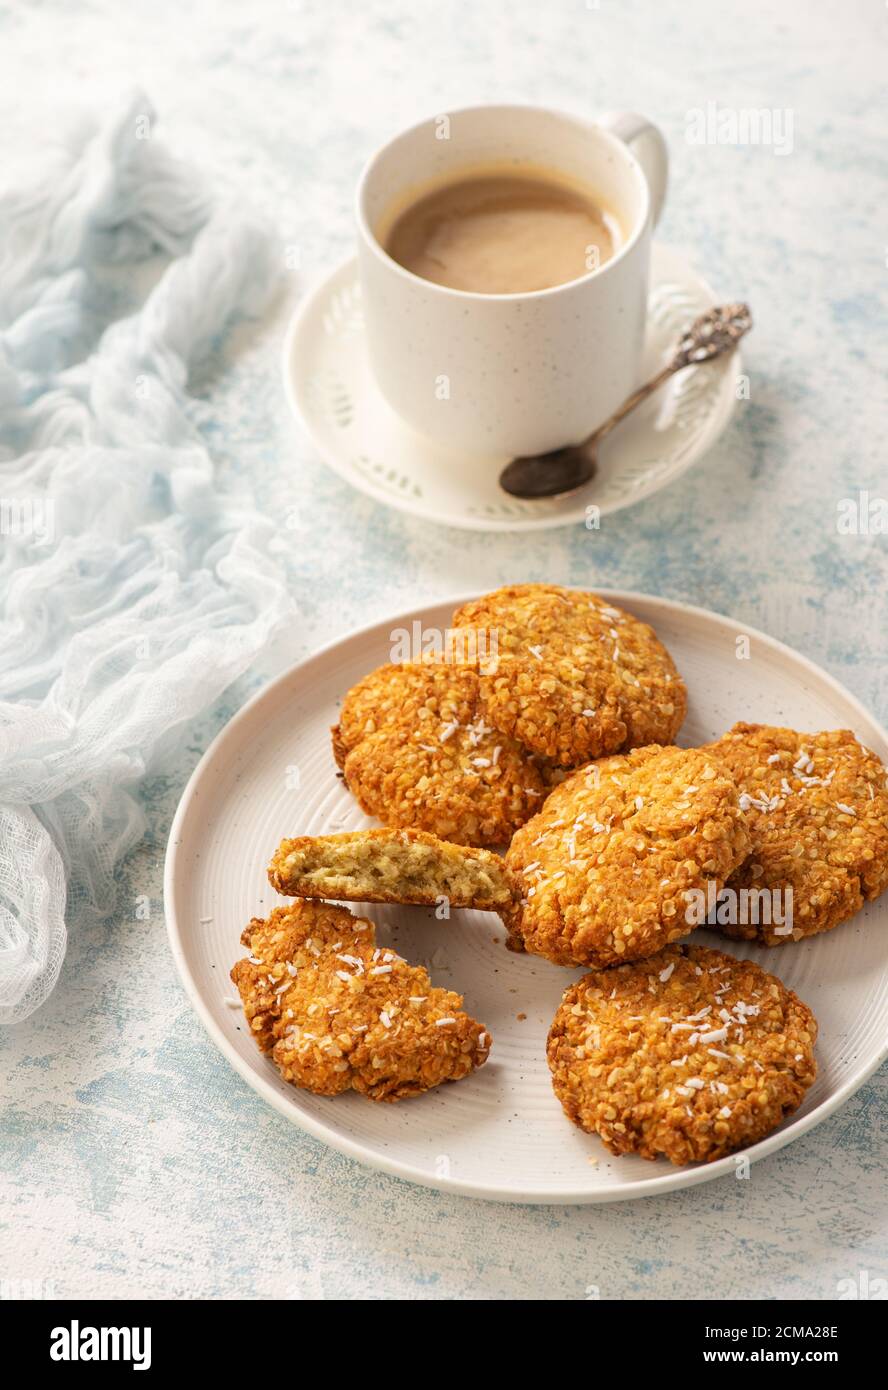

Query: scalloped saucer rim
<box><xmin>283</xmin><ymin>244</ymin><xmax>742</xmax><ymax>533</ymax></box>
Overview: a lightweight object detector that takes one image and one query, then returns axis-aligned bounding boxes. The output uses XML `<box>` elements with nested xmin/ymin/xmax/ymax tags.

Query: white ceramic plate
<box><xmin>282</xmin><ymin>246</ymin><xmax>742</xmax><ymax>532</ymax></box>
<box><xmin>164</xmin><ymin>593</ymin><xmax>888</xmax><ymax>1203</ymax></box>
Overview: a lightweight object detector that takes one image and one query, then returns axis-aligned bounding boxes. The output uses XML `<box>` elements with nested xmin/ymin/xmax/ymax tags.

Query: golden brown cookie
<box><xmin>332</xmin><ymin>661</ymin><xmax>548</xmax><ymax>846</ymax></box>
<box><xmin>547</xmin><ymin>943</ymin><xmax>817</xmax><ymax>1164</ymax></box>
<box><xmin>231</xmin><ymin>899</ymin><xmax>490</xmax><ymax>1101</ymax></box>
<box><xmin>269</xmin><ymin>828</ymin><xmax>514</xmax><ymax>911</ymax></box>
<box><xmin>451</xmin><ymin>584</ymin><xmax>686</xmax><ymax>767</ymax></box>
<box><xmin>703</xmin><ymin>723</ymin><xmax>888</xmax><ymax>945</ymax></box>
<box><xmin>504</xmin><ymin>744</ymin><xmax>750</xmax><ymax>967</ymax></box>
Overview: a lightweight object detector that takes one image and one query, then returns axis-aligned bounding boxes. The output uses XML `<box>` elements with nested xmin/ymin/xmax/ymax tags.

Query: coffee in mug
<box><xmin>380</xmin><ymin>165</ymin><xmax>625</xmax><ymax>294</ymax></box>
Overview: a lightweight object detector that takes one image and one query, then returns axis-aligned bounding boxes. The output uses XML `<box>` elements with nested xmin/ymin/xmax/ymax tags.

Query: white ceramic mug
<box><xmin>356</xmin><ymin>104</ymin><xmax>668</xmax><ymax>458</ymax></box>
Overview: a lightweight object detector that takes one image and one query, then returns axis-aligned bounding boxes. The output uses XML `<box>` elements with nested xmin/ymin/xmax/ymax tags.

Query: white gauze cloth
<box><xmin>0</xmin><ymin>92</ymin><xmax>295</xmax><ymax>1023</ymax></box>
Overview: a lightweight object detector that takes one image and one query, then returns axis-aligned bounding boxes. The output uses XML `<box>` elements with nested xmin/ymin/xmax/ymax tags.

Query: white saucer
<box><xmin>283</xmin><ymin>246</ymin><xmax>743</xmax><ymax>532</ymax></box>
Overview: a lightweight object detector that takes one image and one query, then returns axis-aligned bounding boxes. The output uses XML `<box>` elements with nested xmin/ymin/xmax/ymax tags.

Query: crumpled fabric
<box><xmin>0</xmin><ymin>91</ymin><xmax>295</xmax><ymax>1023</ymax></box>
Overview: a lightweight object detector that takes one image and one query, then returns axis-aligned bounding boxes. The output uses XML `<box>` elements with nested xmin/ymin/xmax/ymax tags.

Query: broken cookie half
<box><xmin>231</xmin><ymin>898</ymin><xmax>490</xmax><ymax>1102</ymax></box>
<box><xmin>269</xmin><ymin>827</ymin><xmax>515</xmax><ymax>912</ymax></box>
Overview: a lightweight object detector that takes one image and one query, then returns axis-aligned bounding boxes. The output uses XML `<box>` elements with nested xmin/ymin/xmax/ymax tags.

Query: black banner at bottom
<box><xmin>3</xmin><ymin>1297</ymin><xmax>881</xmax><ymax>1373</ymax></box>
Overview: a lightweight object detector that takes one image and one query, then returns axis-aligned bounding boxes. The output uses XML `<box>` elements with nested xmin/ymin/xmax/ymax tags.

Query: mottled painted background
<box><xmin>1</xmin><ymin>0</ymin><xmax>886</xmax><ymax>1300</ymax></box>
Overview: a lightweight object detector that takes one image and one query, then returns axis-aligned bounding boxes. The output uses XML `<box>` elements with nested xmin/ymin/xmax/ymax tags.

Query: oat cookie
<box><xmin>704</xmin><ymin>723</ymin><xmax>888</xmax><ymax>945</ymax></box>
<box><xmin>504</xmin><ymin>744</ymin><xmax>749</xmax><ymax>968</ymax></box>
<box><xmin>547</xmin><ymin>943</ymin><xmax>817</xmax><ymax>1164</ymax></box>
<box><xmin>332</xmin><ymin>661</ymin><xmax>547</xmax><ymax>846</ymax></box>
<box><xmin>269</xmin><ymin>828</ymin><xmax>514</xmax><ymax>911</ymax></box>
<box><xmin>451</xmin><ymin>584</ymin><xmax>686</xmax><ymax>767</ymax></box>
<box><xmin>231</xmin><ymin>899</ymin><xmax>490</xmax><ymax>1101</ymax></box>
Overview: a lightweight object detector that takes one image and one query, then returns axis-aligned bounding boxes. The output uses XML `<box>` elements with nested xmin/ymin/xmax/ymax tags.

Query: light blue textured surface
<box><xmin>2</xmin><ymin>0</ymin><xmax>886</xmax><ymax>1300</ymax></box>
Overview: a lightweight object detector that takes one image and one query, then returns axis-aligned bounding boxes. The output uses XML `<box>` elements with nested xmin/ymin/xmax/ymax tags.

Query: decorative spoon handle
<box><xmin>592</xmin><ymin>303</ymin><xmax>753</xmax><ymax>448</ymax></box>
<box><xmin>671</xmin><ymin>302</ymin><xmax>753</xmax><ymax>369</ymax></box>
<box><xmin>498</xmin><ymin>301</ymin><xmax>753</xmax><ymax>500</ymax></box>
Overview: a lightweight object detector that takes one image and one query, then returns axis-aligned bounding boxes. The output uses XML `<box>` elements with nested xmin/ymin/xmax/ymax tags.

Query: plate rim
<box><xmin>281</xmin><ymin>249</ymin><xmax>741</xmax><ymax>533</ymax></box>
<box><xmin>163</xmin><ymin>590</ymin><xmax>888</xmax><ymax>1204</ymax></box>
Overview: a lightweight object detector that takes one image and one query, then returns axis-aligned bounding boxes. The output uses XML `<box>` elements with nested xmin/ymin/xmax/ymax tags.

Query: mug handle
<box><xmin>596</xmin><ymin>110</ymin><xmax>668</xmax><ymax>229</ymax></box>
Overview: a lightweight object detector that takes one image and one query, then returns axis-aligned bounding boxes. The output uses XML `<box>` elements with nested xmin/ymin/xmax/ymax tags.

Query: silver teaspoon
<box><xmin>498</xmin><ymin>302</ymin><xmax>753</xmax><ymax>500</ymax></box>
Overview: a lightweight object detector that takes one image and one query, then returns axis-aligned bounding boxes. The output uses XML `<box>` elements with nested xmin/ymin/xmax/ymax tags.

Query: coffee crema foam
<box><xmin>381</xmin><ymin>166</ymin><xmax>624</xmax><ymax>294</ymax></box>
